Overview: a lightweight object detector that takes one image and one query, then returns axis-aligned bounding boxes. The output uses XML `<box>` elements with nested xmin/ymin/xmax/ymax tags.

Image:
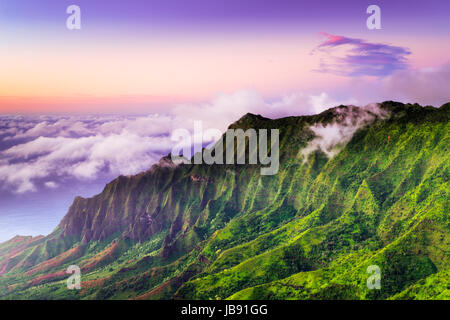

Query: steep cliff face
<box><xmin>0</xmin><ymin>101</ymin><xmax>448</xmax><ymax>300</ymax></box>
<box><xmin>55</xmin><ymin>111</ymin><xmax>319</xmax><ymax>245</ymax></box>
<box><xmin>57</xmin><ymin>105</ymin><xmax>388</xmax><ymax>245</ymax></box>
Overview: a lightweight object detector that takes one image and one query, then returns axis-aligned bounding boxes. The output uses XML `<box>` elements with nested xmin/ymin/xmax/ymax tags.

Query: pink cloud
<box><xmin>313</xmin><ymin>33</ymin><xmax>411</xmax><ymax>77</ymax></box>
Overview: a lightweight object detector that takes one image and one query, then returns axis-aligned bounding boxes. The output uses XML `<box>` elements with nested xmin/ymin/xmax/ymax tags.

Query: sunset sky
<box><xmin>0</xmin><ymin>0</ymin><xmax>450</xmax><ymax>241</ymax></box>
<box><xmin>1</xmin><ymin>0</ymin><xmax>449</xmax><ymax>113</ymax></box>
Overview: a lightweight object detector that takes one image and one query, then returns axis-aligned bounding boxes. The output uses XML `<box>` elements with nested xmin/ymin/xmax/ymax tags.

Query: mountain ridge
<box><xmin>0</xmin><ymin>101</ymin><xmax>448</xmax><ymax>300</ymax></box>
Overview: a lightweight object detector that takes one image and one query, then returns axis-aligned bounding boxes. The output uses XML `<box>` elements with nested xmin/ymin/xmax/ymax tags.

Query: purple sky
<box><xmin>3</xmin><ymin>0</ymin><xmax>450</xmax><ymax>31</ymax></box>
<box><xmin>1</xmin><ymin>0</ymin><xmax>450</xmax><ymax>112</ymax></box>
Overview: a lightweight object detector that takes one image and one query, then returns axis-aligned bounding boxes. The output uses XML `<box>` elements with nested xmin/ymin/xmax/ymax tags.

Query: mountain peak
<box><xmin>230</xmin><ymin>113</ymin><xmax>270</xmax><ymax>127</ymax></box>
<box><xmin>241</xmin><ymin>112</ymin><xmax>269</xmax><ymax>120</ymax></box>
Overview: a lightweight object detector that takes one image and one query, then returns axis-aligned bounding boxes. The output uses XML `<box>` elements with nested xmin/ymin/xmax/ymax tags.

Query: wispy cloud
<box><xmin>313</xmin><ymin>32</ymin><xmax>411</xmax><ymax>77</ymax></box>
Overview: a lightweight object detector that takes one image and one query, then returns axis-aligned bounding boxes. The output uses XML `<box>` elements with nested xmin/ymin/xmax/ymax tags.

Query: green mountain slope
<box><xmin>0</xmin><ymin>101</ymin><xmax>448</xmax><ymax>300</ymax></box>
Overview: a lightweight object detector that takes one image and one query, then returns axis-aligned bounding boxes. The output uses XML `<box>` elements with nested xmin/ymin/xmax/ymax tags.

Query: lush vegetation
<box><xmin>0</xmin><ymin>101</ymin><xmax>448</xmax><ymax>300</ymax></box>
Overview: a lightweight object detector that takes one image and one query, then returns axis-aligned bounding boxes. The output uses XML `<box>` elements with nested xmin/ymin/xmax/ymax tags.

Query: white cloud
<box><xmin>44</xmin><ymin>181</ymin><xmax>58</xmax><ymax>189</ymax></box>
<box><xmin>301</xmin><ymin>103</ymin><xmax>389</xmax><ymax>161</ymax></box>
<box><xmin>0</xmin><ymin>116</ymin><xmax>174</xmax><ymax>193</ymax></box>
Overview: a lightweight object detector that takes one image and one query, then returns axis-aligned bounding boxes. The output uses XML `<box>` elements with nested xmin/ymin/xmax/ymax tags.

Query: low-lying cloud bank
<box><xmin>0</xmin><ymin>115</ymin><xmax>173</xmax><ymax>193</ymax></box>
